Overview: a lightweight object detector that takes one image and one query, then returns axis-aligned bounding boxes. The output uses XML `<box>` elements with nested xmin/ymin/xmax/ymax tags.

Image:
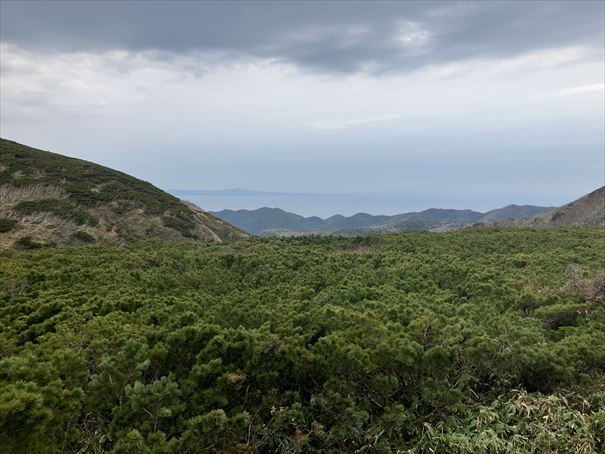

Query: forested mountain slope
<box><xmin>1</xmin><ymin>228</ymin><xmax>604</xmax><ymax>452</ymax></box>
<box><xmin>0</xmin><ymin>139</ymin><xmax>247</xmax><ymax>248</ymax></box>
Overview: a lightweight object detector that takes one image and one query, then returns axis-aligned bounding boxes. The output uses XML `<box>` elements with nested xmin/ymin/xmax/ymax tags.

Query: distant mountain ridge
<box><xmin>481</xmin><ymin>204</ymin><xmax>561</xmax><ymax>222</ymax></box>
<box><xmin>212</xmin><ymin>203</ymin><xmax>556</xmax><ymax>236</ymax></box>
<box><xmin>0</xmin><ymin>138</ymin><xmax>247</xmax><ymax>248</ymax></box>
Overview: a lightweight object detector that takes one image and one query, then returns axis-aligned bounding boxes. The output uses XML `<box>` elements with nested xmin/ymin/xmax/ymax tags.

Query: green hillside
<box><xmin>1</xmin><ymin>228</ymin><xmax>604</xmax><ymax>452</ymax></box>
<box><xmin>0</xmin><ymin>138</ymin><xmax>247</xmax><ymax>248</ymax></box>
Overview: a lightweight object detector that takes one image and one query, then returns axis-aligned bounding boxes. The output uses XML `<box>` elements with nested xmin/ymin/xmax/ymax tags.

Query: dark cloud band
<box><xmin>1</xmin><ymin>1</ymin><xmax>603</xmax><ymax>73</ymax></box>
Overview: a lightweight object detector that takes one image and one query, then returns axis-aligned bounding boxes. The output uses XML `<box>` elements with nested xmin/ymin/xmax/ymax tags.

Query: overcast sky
<box><xmin>1</xmin><ymin>1</ymin><xmax>604</xmax><ymax>211</ymax></box>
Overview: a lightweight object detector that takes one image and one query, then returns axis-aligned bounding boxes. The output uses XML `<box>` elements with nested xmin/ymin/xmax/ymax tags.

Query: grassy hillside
<box><xmin>1</xmin><ymin>228</ymin><xmax>604</xmax><ymax>452</ymax></box>
<box><xmin>529</xmin><ymin>186</ymin><xmax>605</xmax><ymax>227</ymax></box>
<box><xmin>486</xmin><ymin>186</ymin><xmax>605</xmax><ymax>230</ymax></box>
<box><xmin>0</xmin><ymin>139</ymin><xmax>247</xmax><ymax>247</ymax></box>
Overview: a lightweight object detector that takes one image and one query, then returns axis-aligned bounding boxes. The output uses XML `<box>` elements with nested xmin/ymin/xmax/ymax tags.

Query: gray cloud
<box><xmin>1</xmin><ymin>1</ymin><xmax>603</xmax><ymax>73</ymax></box>
<box><xmin>1</xmin><ymin>1</ymin><xmax>603</xmax><ymax>214</ymax></box>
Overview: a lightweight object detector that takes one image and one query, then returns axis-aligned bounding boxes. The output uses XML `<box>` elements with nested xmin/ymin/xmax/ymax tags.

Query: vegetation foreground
<box><xmin>1</xmin><ymin>228</ymin><xmax>605</xmax><ymax>453</ymax></box>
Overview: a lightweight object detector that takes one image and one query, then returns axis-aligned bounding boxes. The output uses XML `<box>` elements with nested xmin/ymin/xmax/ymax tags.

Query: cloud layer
<box><xmin>2</xmin><ymin>1</ymin><xmax>603</xmax><ymax>73</ymax></box>
<box><xmin>0</xmin><ymin>1</ymin><xmax>603</xmax><ymax>213</ymax></box>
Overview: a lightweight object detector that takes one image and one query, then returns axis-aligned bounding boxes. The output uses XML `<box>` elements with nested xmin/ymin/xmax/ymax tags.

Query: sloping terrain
<box><xmin>528</xmin><ymin>186</ymin><xmax>605</xmax><ymax>227</ymax></box>
<box><xmin>481</xmin><ymin>204</ymin><xmax>559</xmax><ymax>222</ymax></box>
<box><xmin>486</xmin><ymin>186</ymin><xmax>605</xmax><ymax>229</ymax></box>
<box><xmin>0</xmin><ymin>138</ymin><xmax>247</xmax><ymax>248</ymax></box>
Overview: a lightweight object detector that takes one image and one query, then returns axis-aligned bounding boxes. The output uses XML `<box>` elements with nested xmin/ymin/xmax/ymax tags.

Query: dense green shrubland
<box><xmin>0</xmin><ymin>228</ymin><xmax>604</xmax><ymax>453</ymax></box>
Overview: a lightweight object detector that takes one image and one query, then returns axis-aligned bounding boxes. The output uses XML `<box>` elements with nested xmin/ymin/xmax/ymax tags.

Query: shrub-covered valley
<box><xmin>1</xmin><ymin>228</ymin><xmax>604</xmax><ymax>453</ymax></box>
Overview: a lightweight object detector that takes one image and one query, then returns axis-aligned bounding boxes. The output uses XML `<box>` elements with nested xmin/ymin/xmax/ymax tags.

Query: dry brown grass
<box><xmin>563</xmin><ymin>264</ymin><xmax>605</xmax><ymax>302</ymax></box>
<box><xmin>0</xmin><ymin>184</ymin><xmax>65</xmax><ymax>211</ymax></box>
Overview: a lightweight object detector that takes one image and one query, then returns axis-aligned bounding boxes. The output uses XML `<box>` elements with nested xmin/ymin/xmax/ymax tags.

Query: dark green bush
<box><xmin>0</xmin><ymin>218</ymin><xmax>17</xmax><ymax>233</ymax></box>
<box><xmin>72</xmin><ymin>230</ymin><xmax>95</xmax><ymax>243</ymax></box>
<box><xmin>15</xmin><ymin>236</ymin><xmax>43</xmax><ymax>249</ymax></box>
<box><xmin>534</xmin><ymin>303</ymin><xmax>587</xmax><ymax>329</ymax></box>
<box><xmin>163</xmin><ymin>216</ymin><xmax>197</xmax><ymax>238</ymax></box>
